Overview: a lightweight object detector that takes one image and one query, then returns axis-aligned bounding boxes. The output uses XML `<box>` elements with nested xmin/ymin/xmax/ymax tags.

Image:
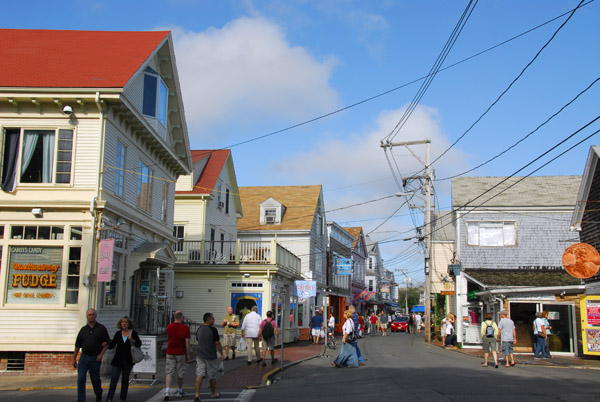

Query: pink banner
<box><xmin>97</xmin><ymin>239</ymin><xmax>115</xmax><ymax>282</ymax></box>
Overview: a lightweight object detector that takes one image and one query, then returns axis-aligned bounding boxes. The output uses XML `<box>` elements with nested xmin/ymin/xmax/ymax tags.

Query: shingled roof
<box><xmin>0</xmin><ymin>29</ymin><xmax>169</xmax><ymax>88</ymax></box>
<box><xmin>344</xmin><ymin>227</ymin><xmax>363</xmax><ymax>249</ymax></box>
<box><xmin>176</xmin><ymin>150</ymin><xmax>231</xmax><ymax>195</ymax></box>
<box><xmin>238</xmin><ymin>185</ymin><xmax>322</xmax><ymax>231</ymax></box>
<box><xmin>452</xmin><ymin>176</ymin><xmax>581</xmax><ymax>209</ymax></box>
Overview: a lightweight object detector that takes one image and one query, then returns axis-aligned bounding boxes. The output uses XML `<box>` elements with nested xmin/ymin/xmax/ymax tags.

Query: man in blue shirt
<box><xmin>310</xmin><ymin>310</ymin><xmax>324</xmax><ymax>344</ymax></box>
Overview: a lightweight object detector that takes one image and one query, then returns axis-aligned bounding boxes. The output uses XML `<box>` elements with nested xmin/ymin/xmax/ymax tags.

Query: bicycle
<box><xmin>326</xmin><ymin>327</ymin><xmax>336</xmax><ymax>350</ymax></box>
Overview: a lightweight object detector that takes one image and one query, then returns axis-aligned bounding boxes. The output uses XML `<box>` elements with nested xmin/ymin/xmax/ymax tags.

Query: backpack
<box><xmin>262</xmin><ymin>319</ymin><xmax>274</xmax><ymax>340</ymax></box>
<box><xmin>485</xmin><ymin>322</ymin><xmax>495</xmax><ymax>338</ymax></box>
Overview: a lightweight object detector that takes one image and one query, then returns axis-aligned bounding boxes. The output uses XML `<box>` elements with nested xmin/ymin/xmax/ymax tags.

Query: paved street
<box><xmin>1</xmin><ymin>332</ymin><xmax>599</xmax><ymax>402</ymax></box>
<box><xmin>253</xmin><ymin>333</ymin><xmax>600</xmax><ymax>402</ymax></box>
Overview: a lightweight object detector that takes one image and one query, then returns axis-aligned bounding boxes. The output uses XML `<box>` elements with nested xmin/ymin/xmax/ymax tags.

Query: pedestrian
<box><xmin>533</xmin><ymin>311</ymin><xmax>548</xmax><ymax>359</ymax></box>
<box><xmin>332</xmin><ymin>310</ymin><xmax>359</xmax><ymax>368</ymax></box>
<box><xmin>480</xmin><ymin>313</ymin><xmax>499</xmax><ymax>368</ymax></box>
<box><xmin>221</xmin><ymin>306</ymin><xmax>239</xmax><ymax>360</ymax></box>
<box><xmin>444</xmin><ymin>314</ymin><xmax>455</xmax><ymax>348</ymax></box>
<box><xmin>328</xmin><ymin>312</ymin><xmax>335</xmax><ymax>331</ymax></box>
<box><xmin>259</xmin><ymin>310</ymin><xmax>280</xmax><ymax>366</ymax></box>
<box><xmin>497</xmin><ymin>310</ymin><xmax>516</xmax><ymax>367</ymax></box>
<box><xmin>358</xmin><ymin>314</ymin><xmax>365</xmax><ymax>338</ymax></box>
<box><xmin>415</xmin><ymin>313</ymin><xmax>422</xmax><ymax>333</ymax></box>
<box><xmin>240</xmin><ymin>305</ymin><xmax>262</xmax><ymax>365</ymax></box>
<box><xmin>106</xmin><ymin>316</ymin><xmax>142</xmax><ymax>402</ymax></box>
<box><xmin>164</xmin><ymin>311</ymin><xmax>191</xmax><ymax>400</ymax></box>
<box><xmin>369</xmin><ymin>312</ymin><xmax>378</xmax><ymax>336</ymax></box>
<box><xmin>387</xmin><ymin>312</ymin><xmax>393</xmax><ymax>331</ymax></box>
<box><xmin>73</xmin><ymin>308</ymin><xmax>110</xmax><ymax>402</ymax></box>
<box><xmin>194</xmin><ymin>312</ymin><xmax>224</xmax><ymax>401</ymax></box>
<box><xmin>348</xmin><ymin>306</ymin><xmax>366</xmax><ymax>366</ymax></box>
<box><xmin>541</xmin><ymin>311</ymin><xmax>552</xmax><ymax>358</ymax></box>
<box><xmin>379</xmin><ymin>310</ymin><xmax>388</xmax><ymax>336</ymax></box>
<box><xmin>408</xmin><ymin>313</ymin><xmax>414</xmax><ymax>334</ymax></box>
<box><xmin>309</xmin><ymin>310</ymin><xmax>324</xmax><ymax>345</ymax></box>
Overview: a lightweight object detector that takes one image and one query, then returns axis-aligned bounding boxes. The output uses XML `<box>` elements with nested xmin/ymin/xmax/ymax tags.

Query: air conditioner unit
<box><xmin>265</xmin><ymin>215</ymin><xmax>276</xmax><ymax>224</ymax></box>
<box><xmin>218</xmin><ymin>201</ymin><xmax>225</xmax><ymax>208</ymax></box>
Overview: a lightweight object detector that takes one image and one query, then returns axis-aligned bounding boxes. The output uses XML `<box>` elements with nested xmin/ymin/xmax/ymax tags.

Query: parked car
<box><xmin>391</xmin><ymin>315</ymin><xmax>409</xmax><ymax>332</ymax></box>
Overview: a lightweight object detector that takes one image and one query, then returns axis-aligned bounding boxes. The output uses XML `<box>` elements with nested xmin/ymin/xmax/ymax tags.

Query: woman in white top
<box><xmin>444</xmin><ymin>314</ymin><xmax>455</xmax><ymax>347</ymax></box>
<box><xmin>332</xmin><ymin>310</ymin><xmax>359</xmax><ymax>368</ymax></box>
<box><xmin>328</xmin><ymin>313</ymin><xmax>335</xmax><ymax>329</ymax></box>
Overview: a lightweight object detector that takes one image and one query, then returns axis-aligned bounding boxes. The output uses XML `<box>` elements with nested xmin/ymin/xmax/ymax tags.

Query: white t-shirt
<box><xmin>534</xmin><ymin>317</ymin><xmax>545</xmax><ymax>334</ymax></box>
<box><xmin>343</xmin><ymin>318</ymin><xmax>354</xmax><ymax>335</ymax></box>
<box><xmin>415</xmin><ymin>314</ymin><xmax>422</xmax><ymax>324</ymax></box>
<box><xmin>328</xmin><ymin>316</ymin><xmax>335</xmax><ymax>328</ymax></box>
<box><xmin>445</xmin><ymin>321</ymin><xmax>454</xmax><ymax>335</ymax></box>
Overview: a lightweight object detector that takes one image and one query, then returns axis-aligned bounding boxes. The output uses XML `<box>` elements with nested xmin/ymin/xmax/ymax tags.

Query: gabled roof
<box><xmin>452</xmin><ymin>176</ymin><xmax>581</xmax><ymax>209</ymax></box>
<box><xmin>238</xmin><ymin>185</ymin><xmax>322</xmax><ymax>231</ymax></box>
<box><xmin>0</xmin><ymin>29</ymin><xmax>169</xmax><ymax>88</ymax></box>
<box><xmin>176</xmin><ymin>150</ymin><xmax>231</xmax><ymax>195</ymax></box>
<box><xmin>344</xmin><ymin>227</ymin><xmax>363</xmax><ymax>249</ymax></box>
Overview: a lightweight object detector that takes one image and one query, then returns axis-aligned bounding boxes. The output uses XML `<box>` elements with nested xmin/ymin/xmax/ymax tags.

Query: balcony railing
<box><xmin>175</xmin><ymin>239</ymin><xmax>301</xmax><ymax>273</ymax></box>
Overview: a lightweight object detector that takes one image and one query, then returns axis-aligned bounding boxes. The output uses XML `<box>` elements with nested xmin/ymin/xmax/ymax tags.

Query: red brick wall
<box><xmin>22</xmin><ymin>352</ymin><xmax>75</xmax><ymax>375</ymax></box>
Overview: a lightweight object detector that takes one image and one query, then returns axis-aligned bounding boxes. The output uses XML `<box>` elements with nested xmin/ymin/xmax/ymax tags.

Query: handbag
<box><xmin>131</xmin><ymin>345</ymin><xmax>144</xmax><ymax>364</ymax></box>
<box><xmin>346</xmin><ymin>330</ymin><xmax>357</xmax><ymax>343</ymax></box>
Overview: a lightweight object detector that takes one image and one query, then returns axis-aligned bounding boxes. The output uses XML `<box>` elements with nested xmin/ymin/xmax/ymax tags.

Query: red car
<box><xmin>391</xmin><ymin>316</ymin><xmax>409</xmax><ymax>332</ymax></box>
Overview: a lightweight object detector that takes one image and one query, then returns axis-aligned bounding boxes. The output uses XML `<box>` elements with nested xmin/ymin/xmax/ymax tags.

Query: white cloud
<box><xmin>167</xmin><ymin>17</ymin><xmax>339</xmax><ymax>142</ymax></box>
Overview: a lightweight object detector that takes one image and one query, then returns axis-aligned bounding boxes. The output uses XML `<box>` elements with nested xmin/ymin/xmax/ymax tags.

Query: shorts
<box><xmin>165</xmin><ymin>354</ymin><xmax>187</xmax><ymax>378</ymax></box>
<box><xmin>482</xmin><ymin>337</ymin><xmax>497</xmax><ymax>353</ymax></box>
<box><xmin>380</xmin><ymin>323</ymin><xmax>387</xmax><ymax>329</ymax></box>
<box><xmin>262</xmin><ymin>337</ymin><xmax>276</xmax><ymax>351</ymax></box>
<box><xmin>311</xmin><ymin>328</ymin><xmax>323</xmax><ymax>337</ymax></box>
<box><xmin>223</xmin><ymin>333</ymin><xmax>236</xmax><ymax>347</ymax></box>
<box><xmin>501</xmin><ymin>341</ymin><xmax>514</xmax><ymax>356</ymax></box>
<box><xmin>195</xmin><ymin>357</ymin><xmax>221</xmax><ymax>380</ymax></box>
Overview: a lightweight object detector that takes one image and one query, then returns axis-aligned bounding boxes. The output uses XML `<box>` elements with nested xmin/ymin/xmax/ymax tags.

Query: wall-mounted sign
<box><xmin>562</xmin><ymin>243</ymin><xmax>600</xmax><ymax>279</ymax></box>
<box><xmin>7</xmin><ymin>246</ymin><xmax>62</xmax><ymax>304</ymax></box>
<box><xmin>140</xmin><ymin>279</ymin><xmax>151</xmax><ymax>296</ymax></box>
<box><xmin>97</xmin><ymin>239</ymin><xmax>114</xmax><ymax>282</ymax></box>
<box><xmin>334</xmin><ymin>258</ymin><xmax>352</xmax><ymax>276</ymax></box>
<box><xmin>293</xmin><ymin>280</ymin><xmax>317</xmax><ymax>298</ymax></box>
<box><xmin>581</xmin><ymin>296</ymin><xmax>600</xmax><ymax>356</ymax></box>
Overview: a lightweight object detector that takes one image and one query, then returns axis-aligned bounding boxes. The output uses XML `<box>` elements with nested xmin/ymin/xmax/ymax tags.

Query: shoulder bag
<box><xmin>131</xmin><ymin>344</ymin><xmax>144</xmax><ymax>363</ymax></box>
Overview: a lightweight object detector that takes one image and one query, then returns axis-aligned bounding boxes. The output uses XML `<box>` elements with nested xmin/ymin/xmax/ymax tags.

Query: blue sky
<box><xmin>5</xmin><ymin>1</ymin><xmax>599</xmax><ymax>283</ymax></box>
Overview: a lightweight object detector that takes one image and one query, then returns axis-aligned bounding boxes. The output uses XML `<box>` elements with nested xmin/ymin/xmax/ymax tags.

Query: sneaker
<box><xmin>232</xmin><ymin>353</ymin><xmax>236</xmax><ymax>359</ymax></box>
<box><xmin>271</xmin><ymin>358</ymin><xmax>278</xmax><ymax>364</ymax></box>
<box><xmin>164</xmin><ymin>396</ymin><xmax>170</xmax><ymax>401</ymax></box>
<box><xmin>261</xmin><ymin>361</ymin><xmax>267</xmax><ymax>366</ymax></box>
<box><xmin>247</xmin><ymin>361</ymin><xmax>251</xmax><ymax>365</ymax></box>
<box><xmin>534</xmin><ymin>357</ymin><xmax>540</xmax><ymax>360</ymax></box>
<box><xmin>257</xmin><ymin>358</ymin><xmax>263</xmax><ymax>364</ymax></box>
<box><xmin>176</xmin><ymin>390</ymin><xmax>187</xmax><ymax>398</ymax></box>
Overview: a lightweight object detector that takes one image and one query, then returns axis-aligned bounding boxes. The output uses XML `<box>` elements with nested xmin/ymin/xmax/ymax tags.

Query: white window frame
<box><xmin>142</xmin><ymin>71</ymin><xmax>168</xmax><ymax>127</ymax></box>
<box><xmin>137</xmin><ymin>160</ymin><xmax>153</xmax><ymax>214</ymax></box>
<box><xmin>466</xmin><ymin>221</ymin><xmax>517</xmax><ymax>247</ymax></box>
<box><xmin>173</xmin><ymin>225</ymin><xmax>185</xmax><ymax>253</ymax></box>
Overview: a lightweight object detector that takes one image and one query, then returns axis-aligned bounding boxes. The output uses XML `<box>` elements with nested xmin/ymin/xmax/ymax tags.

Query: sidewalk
<box><xmin>431</xmin><ymin>339</ymin><xmax>600</xmax><ymax>370</ymax></box>
<box><xmin>0</xmin><ymin>339</ymin><xmax>325</xmax><ymax>392</ymax></box>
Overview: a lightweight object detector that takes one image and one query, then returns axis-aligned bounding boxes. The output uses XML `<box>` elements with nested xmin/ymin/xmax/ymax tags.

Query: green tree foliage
<box><xmin>397</xmin><ymin>286</ymin><xmax>421</xmax><ymax>313</ymax></box>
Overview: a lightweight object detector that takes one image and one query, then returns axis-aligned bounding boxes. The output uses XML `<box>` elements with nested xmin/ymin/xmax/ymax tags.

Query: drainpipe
<box><xmin>85</xmin><ymin>92</ymin><xmax>106</xmax><ymax>311</ymax></box>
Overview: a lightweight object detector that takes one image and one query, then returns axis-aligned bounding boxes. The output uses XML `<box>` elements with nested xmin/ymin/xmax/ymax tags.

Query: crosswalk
<box><xmin>144</xmin><ymin>389</ymin><xmax>255</xmax><ymax>402</ymax></box>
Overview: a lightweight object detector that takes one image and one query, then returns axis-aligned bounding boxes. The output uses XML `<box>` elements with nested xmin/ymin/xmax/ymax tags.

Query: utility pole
<box><xmin>382</xmin><ymin>139</ymin><xmax>433</xmax><ymax>343</ymax></box>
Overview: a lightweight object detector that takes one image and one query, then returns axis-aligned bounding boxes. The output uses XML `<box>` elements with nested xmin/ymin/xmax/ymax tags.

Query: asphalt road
<box><xmin>252</xmin><ymin>332</ymin><xmax>600</xmax><ymax>402</ymax></box>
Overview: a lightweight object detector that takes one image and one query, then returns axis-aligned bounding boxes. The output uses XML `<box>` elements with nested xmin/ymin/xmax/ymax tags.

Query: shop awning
<box><xmin>411</xmin><ymin>305</ymin><xmax>425</xmax><ymax>313</ymax></box>
<box><xmin>385</xmin><ymin>302</ymin><xmax>400</xmax><ymax>308</ymax></box>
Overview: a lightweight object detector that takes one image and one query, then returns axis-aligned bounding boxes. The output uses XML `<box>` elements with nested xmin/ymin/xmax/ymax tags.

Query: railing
<box><xmin>175</xmin><ymin>239</ymin><xmax>301</xmax><ymax>273</ymax></box>
<box><xmin>131</xmin><ymin>304</ymin><xmax>171</xmax><ymax>336</ymax></box>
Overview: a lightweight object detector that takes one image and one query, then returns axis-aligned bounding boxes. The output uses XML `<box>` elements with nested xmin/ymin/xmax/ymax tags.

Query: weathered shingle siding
<box><xmin>460</xmin><ymin>211</ymin><xmax>577</xmax><ymax>270</ymax></box>
<box><xmin>581</xmin><ymin>161</ymin><xmax>600</xmax><ymax>282</ymax></box>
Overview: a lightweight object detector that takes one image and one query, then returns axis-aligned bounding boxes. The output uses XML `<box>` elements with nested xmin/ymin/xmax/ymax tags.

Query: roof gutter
<box><xmin>475</xmin><ymin>284</ymin><xmax>585</xmax><ymax>297</ymax></box>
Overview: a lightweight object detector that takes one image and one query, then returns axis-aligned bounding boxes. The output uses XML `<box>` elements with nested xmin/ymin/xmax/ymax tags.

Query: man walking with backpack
<box><xmin>259</xmin><ymin>310</ymin><xmax>279</xmax><ymax>366</ymax></box>
<box><xmin>480</xmin><ymin>313</ymin><xmax>499</xmax><ymax>368</ymax></box>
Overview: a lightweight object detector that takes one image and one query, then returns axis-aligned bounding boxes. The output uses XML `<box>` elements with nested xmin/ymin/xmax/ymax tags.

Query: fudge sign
<box><xmin>562</xmin><ymin>243</ymin><xmax>600</xmax><ymax>279</ymax></box>
<box><xmin>7</xmin><ymin>247</ymin><xmax>62</xmax><ymax>304</ymax></box>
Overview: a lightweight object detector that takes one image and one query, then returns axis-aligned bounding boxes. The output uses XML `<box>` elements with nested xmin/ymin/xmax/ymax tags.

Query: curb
<box><xmin>256</xmin><ymin>353</ymin><xmax>322</xmax><ymax>388</ymax></box>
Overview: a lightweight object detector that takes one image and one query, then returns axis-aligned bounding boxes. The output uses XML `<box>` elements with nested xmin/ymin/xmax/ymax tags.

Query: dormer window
<box><xmin>264</xmin><ymin>208</ymin><xmax>277</xmax><ymax>224</ymax></box>
<box><xmin>142</xmin><ymin>67</ymin><xmax>168</xmax><ymax>127</ymax></box>
<box><xmin>260</xmin><ymin>197</ymin><xmax>285</xmax><ymax>225</ymax></box>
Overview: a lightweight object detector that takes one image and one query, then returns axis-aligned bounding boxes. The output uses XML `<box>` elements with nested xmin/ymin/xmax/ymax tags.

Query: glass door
<box><xmin>541</xmin><ymin>304</ymin><xmax>573</xmax><ymax>353</ymax></box>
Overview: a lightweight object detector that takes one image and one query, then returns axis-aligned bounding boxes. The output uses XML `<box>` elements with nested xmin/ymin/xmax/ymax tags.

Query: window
<box><xmin>11</xmin><ymin>225</ymin><xmax>63</xmax><ymax>240</ymax></box>
<box><xmin>225</xmin><ymin>188</ymin><xmax>230</xmax><ymax>214</ymax></box>
<box><xmin>369</xmin><ymin>279</ymin><xmax>373</xmax><ymax>291</ymax></box>
<box><xmin>1</xmin><ymin>128</ymin><xmax>74</xmax><ymax>190</ymax></box>
<box><xmin>467</xmin><ymin>221</ymin><xmax>517</xmax><ymax>247</ymax></box>
<box><xmin>115</xmin><ymin>142</ymin><xmax>126</xmax><ymax>197</ymax></box>
<box><xmin>217</xmin><ymin>183</ymin><xmax>222</xmax><ymax>206</ymax></box>
<box><xmin>66</xmin><ymin>247</ymin><xmax>81</xmax><ymax>304</ymax></box>
<box><xmin>142</xmin><ymin>70</ymin><xmax>168</xmax><ymax>126</ymax></box>
<box><xmin>173</xmin><ymin>225</ymin><xmax>185</xmax><ymax>252</ymax></box>
<box><xmin>137</xmin><ymin>161</ymin><xmax>153</xmax><ymax>213</ymax></box>
<box><xmin>264</xmin><ymin>208</ymin><xmax>277</xmax><ymax>224</ymax></box>
<box><xmin>162</xmin><ymin>182</ymin><xmax>169</xmax><ymax>222</ymax></box>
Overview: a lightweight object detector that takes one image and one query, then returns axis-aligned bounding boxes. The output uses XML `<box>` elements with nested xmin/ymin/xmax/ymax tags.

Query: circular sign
<box><xmin>562</xmin><ymin>243</ymin><xmax>600</xmax><ymax>279</ymax></box>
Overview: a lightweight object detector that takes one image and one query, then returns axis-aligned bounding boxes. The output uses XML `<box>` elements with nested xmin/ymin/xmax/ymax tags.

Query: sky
<box><xmin>4</xmin><ymin>0</ymin><xmax>599</xmax><ymax>283</ymax></box>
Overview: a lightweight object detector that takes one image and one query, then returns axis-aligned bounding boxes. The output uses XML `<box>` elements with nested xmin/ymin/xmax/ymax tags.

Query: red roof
<box><xmin>0</xmin><ymin>29</ymin><xmax>169</xmax><ymax>88</ymax></box>
<box><xmin>177</xmin><ymin>150</ymin><xmax>231</xmax><ymax>195</ymax></box>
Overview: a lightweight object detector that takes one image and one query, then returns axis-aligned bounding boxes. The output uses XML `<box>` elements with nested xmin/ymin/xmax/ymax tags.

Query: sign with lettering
<box><xmin>97</xmin><ymin>239</ymin><xmax>115</xmax><ymax>282</ymax></box>
<box><xmin>335</xmin><ymin>258</ymin><xmax>352</xmax><ymax>275</ymax></box>
<box><xmin>7</xmin><ymin>246</ymin><xmax>62</xmax><ymax>304</ymax></box>
<box><xmin>293</xmin><ymin>280</ymin><xmax>317</xmax><ymax>298</ymax></box>
<box><xmin>581</xmin><ymin>296</ymin><xmax>600</xmax><ymax>356</ymax></box>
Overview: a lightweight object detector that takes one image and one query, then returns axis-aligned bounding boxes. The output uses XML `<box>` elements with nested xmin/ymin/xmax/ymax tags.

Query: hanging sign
<box><xmin>335</xmin><ymin>257</ymin><xmax>352</xmax><ymax>275</ymax></box>
<box><xmin>97</xmin><ymin>239</ymin><xmax>115</xmax><ymax>282</ymax></box>
<box><xmin>562</xmin><ymin>243</ymin><xmax>600</xmax><ymax>279</ymax></box>
<box><xmin>293</xmin><ymin>280</ymin><xmax>317</xmax><ymax>298</ymax></box>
